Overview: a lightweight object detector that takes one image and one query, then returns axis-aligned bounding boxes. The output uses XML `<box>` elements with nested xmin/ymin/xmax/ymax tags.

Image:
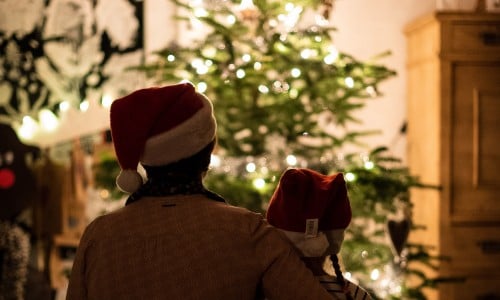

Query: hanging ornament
<box><xmin>321</xmin><ymin>0</ymin><xmax>335</xmax><ymax>20</ymax></box>
<box><xmin>237</xmin><ymin>0</ymin><xmax>259</xmax><ymax>22</ymax></box>
<box><xmin>386</xmin><ymin>217</ymin><xmax>411</xmax><ymax>259</ymax></box>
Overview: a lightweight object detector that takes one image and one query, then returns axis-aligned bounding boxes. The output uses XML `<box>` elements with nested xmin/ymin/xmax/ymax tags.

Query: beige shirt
<box><xmin>67</xmin><ymin>194</ymin><xmax>333</xmax><ymax>300</ymax></box>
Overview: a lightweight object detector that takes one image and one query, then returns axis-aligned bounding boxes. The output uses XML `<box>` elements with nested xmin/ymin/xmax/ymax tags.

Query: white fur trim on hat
<box><xmin>116</xmin><ymin>169</ymin><xmax>144</xmax><ymax>194</ymax></box>
<box><xmin>141</xmin><ymin>93</ymin><xmax>216</xmax><ymax>166</ymax></box>
<box><xmin>281</xmin><ymin>229</ymin><xmax>346</xmax><ymax>257</ymax></box>
<box><xmin>282</xmin><ymin>230</ymin><xmax>329</xmax><ymax>257</ymax></box>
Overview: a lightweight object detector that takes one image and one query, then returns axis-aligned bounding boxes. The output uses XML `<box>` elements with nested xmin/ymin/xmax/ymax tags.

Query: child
<box><xmin>267</xmin><ymin>168</ymin><xmax>372</xmax><ymax>300</ymax></box>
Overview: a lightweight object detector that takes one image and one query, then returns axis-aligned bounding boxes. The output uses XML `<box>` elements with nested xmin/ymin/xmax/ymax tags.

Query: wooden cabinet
<box><xmin>405</xmin><ymin>12</ymin><xmax>500</xmax><ymax>300</ymax></box>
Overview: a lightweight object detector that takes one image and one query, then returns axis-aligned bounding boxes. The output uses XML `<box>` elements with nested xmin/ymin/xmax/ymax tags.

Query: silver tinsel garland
<box><xmin>0</xmin><ymin>221</ymin><xmax>30</xmax><ymax>300</ymax></box>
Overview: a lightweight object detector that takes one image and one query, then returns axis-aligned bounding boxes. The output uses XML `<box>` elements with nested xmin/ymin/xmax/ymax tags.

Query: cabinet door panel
<box><xmin>452</xmin><ymin>64</ymin><xmax>500</xmax><ymax>223</ymax></box>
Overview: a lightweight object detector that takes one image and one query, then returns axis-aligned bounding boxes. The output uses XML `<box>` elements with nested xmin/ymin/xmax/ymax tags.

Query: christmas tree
<box><xmin>107</xmin><ymin>0</ymin><xmax>444</xmax><ymax>298</ymax></box>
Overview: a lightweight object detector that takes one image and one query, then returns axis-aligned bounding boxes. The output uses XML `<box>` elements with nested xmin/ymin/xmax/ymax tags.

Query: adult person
<box><xmin>66</xmin><ymin>82</ymin><xmax>333</xmax><ymax>300</ymax></box>
<box><xmin>266</xmin><ymin>168</ymin><xmax>373</xmax><ymax>300</ymax></box>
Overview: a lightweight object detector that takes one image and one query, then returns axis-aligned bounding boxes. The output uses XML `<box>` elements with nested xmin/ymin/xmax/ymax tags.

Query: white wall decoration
<box><xmin>0</xmin><ymin>0</ymin><xmax>145</xmax><ymax>146</ymax></box>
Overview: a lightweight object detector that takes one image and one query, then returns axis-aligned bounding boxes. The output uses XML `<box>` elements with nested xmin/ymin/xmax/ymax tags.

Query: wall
<box><xmin>332</xmin><ymin>0</ymin><xmax>436</xmax><ymax>161</ymax></box>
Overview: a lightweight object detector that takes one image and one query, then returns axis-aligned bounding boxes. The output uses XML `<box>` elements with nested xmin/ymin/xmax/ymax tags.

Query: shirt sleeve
<box><xmin>250</xmin><ymin>218</ymin><xmax>334</xmax><ymax>300</ymax></box>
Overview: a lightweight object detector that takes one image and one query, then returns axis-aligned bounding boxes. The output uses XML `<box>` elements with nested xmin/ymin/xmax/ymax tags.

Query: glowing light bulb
<box><xmin>370</xmin><ymin>269</ymin><xmax>380</xmax><ymax>281</ymax></box>
<box><xmin>242</xmin><ymin>54</ymin><xmax>251</xmax><ymax>62</ymax></box>
<box><xmin>364</xmin><ymin>161</ymin><xmax>374</xmax><ymax>169</ymax></box>
<box><xmin>254</xmin><ymin>61</ymin><xmax>262</xmax><ymax>70</ymax></box>
<box><xmin>324</xmin><ymin>46</ymin><xmax>339</xmax><ymax>64</ymax></box>
<box><xmin>59</xmin><ymin>101</ymin><xmax>70</xmax><ymax>112</ymax></box>
<box><xmin>246</xmin><ymin>162</ymin><xmax>256</xmax><ymax>173</ymax></box>
<box><xmin>18</xmin><ymin>116</ymin><xmax>38</xmax><ymax>140</ymax></box>
<box><xmin>286</xmin><ymin>154</ymin><xmax>297</xmax><ymax>166</ymax></box>
<box><xmin>236</xmin><ymin>69</ymin><xmax>246</xmax><ymax>78</ymax></box>
<box><xmin>191</xmin><ymin>58</ymin><xmax>204</xmax><ymax>69</ymax></box>
<box><xmin>258</xmin><ymin>85</ymin><xmax>269</xmax><ymax>94</ymax></box>
<box><xmin>345</xmin><ymin>172</ymin><xmax>356</xmax><ymax>182</ymax></box>
<box><xmin>196</xmin><ymin>65</ymin><xmax>209</xmax><ymax>75</ymax></box>
<box><xmin>345</xmin><ymin>77</ymin><xmax>354</xmax><ymax>88</ymax></box>
<box><xmin>167</xmin><ymin>54</ymin><xmax>175</xmax><ymax>62</ymax></box>
<box><xmin>197</xmin><ymin>81</ymin><xmax>207</xmax><ymax>93</ymax></box>
<box><xmin>102</xmin><ymin>94</ymin><xmax>113</xmax><ymax>108</ymax></box>
<box><xmin>227</xmin><ymin>15</ymin><xmax>236</xmax><ymax>25</ymax></box>
<box><xmin>253</xmin><ymin>178</ymin><xmax>266</xmax><ymax>190</ymax></box>
<box><xmin>291</xmin><ymin>68</ymin><xmax>301</xmax><ymax>78</ymax></box>
<box><xmin>210</xmin><ymin>154</ymin><xmax>221</xmax><ymax>168</ymax></box>
<box><xmin>300</xmin><ymin>49</ymin><xmax>312</xmax><ymax>59</ymax></box>
<box><xmin>194</xmin><ymin>7</ymin><xmax>208</xmax><ymax>17</ymax></box>
<box><xmin>366</xmin><ymin>85</ymin><xmax>376</xmax><ymax>97</ymax></box>
<box><xmin>39</xmin><ymin>109</ymin><xmax>59</xmax><ymax>132</ymax></box>
<box><xmin>80</xmin><ymin>100</ymin><xmax>89</xmax><ymax>112</ymax></box>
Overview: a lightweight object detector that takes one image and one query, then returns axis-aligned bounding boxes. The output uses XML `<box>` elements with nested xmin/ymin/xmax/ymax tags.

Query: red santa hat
<box><xmin>110</xmin><ymin>82</ymin><xmax>217</xmax><ymax>194</ymax></box>
<box><xmin>266</xmin><ymin>168</ymin><xmax>352</xmax><ymax>257</ymax></box>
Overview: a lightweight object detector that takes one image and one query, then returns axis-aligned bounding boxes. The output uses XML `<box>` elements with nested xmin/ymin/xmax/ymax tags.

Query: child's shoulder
<box><xmin>316</xmin><ymin>275</ymin><xmax>373</xmax><ymax>300</ymax></box>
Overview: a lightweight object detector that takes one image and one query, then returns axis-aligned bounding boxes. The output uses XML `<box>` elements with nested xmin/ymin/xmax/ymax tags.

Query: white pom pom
<box><xmin>116</xmin><ymin>170</ymin><xmax>143</xmax><ymax>194</ymax></box>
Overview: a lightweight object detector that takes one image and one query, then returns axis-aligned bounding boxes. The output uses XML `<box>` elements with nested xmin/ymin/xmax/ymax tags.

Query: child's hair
<box><xmin>330</xmin><ymin>254</ymin><xmax>353</xmax><ymax>300</ymax></box>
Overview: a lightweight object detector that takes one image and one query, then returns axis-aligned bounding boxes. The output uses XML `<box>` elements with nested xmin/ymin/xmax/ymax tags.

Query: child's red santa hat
<box><xmin>110</xmin><ymin>82</ymin><xmax>217</xmax><ymax>194</ymax></box>
<box><xmin>266</xmin><ymin>168</ymin><xmax>352</xmax><ymax>257</ymax></box>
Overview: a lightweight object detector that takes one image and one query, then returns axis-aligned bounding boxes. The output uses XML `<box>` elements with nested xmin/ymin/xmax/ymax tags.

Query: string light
<box><xmin>366</xmin><ymin>85</ymin><xmax>377</xmax><ymax>97</ymax></box>
<box><xmin>101</xmin><ymin>95</ymin><xmax>113</xmax><ymax>108</ymax></box>
<box><xmin>18</xmin><ymin>116</ymin><xmax>38</xmax><ymax>140</ymax></box>
<box><xmin>38</xmin><ymin>109</ymin><xmax>59</xmax><ymax>132</ymax></box>
<box><xmin>344</xmin><ymin>77</ymin><xmax>354</xmax><ymax>88</ymax></box>
<box><xmin>210</xmin><ymin>154</ymin><xmax>221</xmax><ymax>168</ymax></box>
<box><xmin>364</xmin><ymin>161</ymin><xmax>374</xmax><ymax>169</ymax></box>
<box><xmin>226</xmin><ymin>14</ymin><xmax>236</xmax><ymax>25</ymax></box>
<box><xmin>167</xmin><ymin>54</ymin><xmax>175</xmax><ymax>62</ymax></box>
<box><xmin>59</xmin><ymin>101</ymin><xmax>70</xmax><ymax>112</ymax></box>
<box><xmin>300</xmin><ymin>49</ymin><xmax>312</xmax><ymax>59</ymax></box>
<box><xmin>253</xmin><ymin>178</ymin><xmax>266</xmax><ymax>190</ymax></box>
<box><xmin>236</xmin><ymin>69</ymin><xmax>246</xmax><ymax>78</ymax></box>
<box><xmin>323</xmin><ymin>46</ymin><xmax>339</xmax><ymax>64</ymax></box>
<box><xmin>370</xmin><ymin>269</ymin><xmax>380</xmax><ymax>281</ymax></box>
<box><xmin>80</xmin><ymin>100</ymin><xmax>90</xmax><ymax>112</ymax></box>
<box><xmin>286</xmin><ymin>154</ymin><xmax>297</xmax><ymax>166</ymax></box>
<box><xmin>345</xmin><ymin>172</ymin><xmax>356</xmax><ymax>182</ymax></box>
<box><xmin>291</xmin><ymin>67</ymin><xmax>301</xmax><ymax>78</ymax></box>
<box><xmin>258</xmin><ymin>85</ymin><xmax>269</xmax><ymax>94</ymax></box>
<box><xmin>246</xmin><ymin>162</ymin><xmax>256</xmax><ymax>172</ymax></box>
<box><xmin>197</xmin><ymin>81</ymin><xmax>207</xmax><ymax>93</ymax></box>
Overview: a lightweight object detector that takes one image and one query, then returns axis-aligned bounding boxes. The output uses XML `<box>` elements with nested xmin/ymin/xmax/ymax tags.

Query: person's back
<box><xmin>68</xmin><ymin>194</ymin><xmax>332</xmax><ymax>299</ymax></box>
<box><xmin>66</xmin><ymin>83</ymin><xmax>333</xmax><ymax>300</ymax></box>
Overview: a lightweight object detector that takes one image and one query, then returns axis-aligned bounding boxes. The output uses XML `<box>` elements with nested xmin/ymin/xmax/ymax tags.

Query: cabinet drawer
<box><xmin>441</xmin><ymin>276</ymin><xmax>500</xmax><ymax>300</ymax></box>
<box><xmin>449</xmin><ymin>21</ymin><xmax>500</xmax><ymax>53</ymax></box>
<box><xmin>446</xmin><ymin>226</ymin><xmax>500</xmax><ymax>275</ymax></box>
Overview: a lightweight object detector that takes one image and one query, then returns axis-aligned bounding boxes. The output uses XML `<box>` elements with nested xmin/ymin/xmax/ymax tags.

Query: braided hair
<box><xmin>330</xmin><ymin>254</ymin><xmax>353</xmax><ymax>300</ymax></box>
